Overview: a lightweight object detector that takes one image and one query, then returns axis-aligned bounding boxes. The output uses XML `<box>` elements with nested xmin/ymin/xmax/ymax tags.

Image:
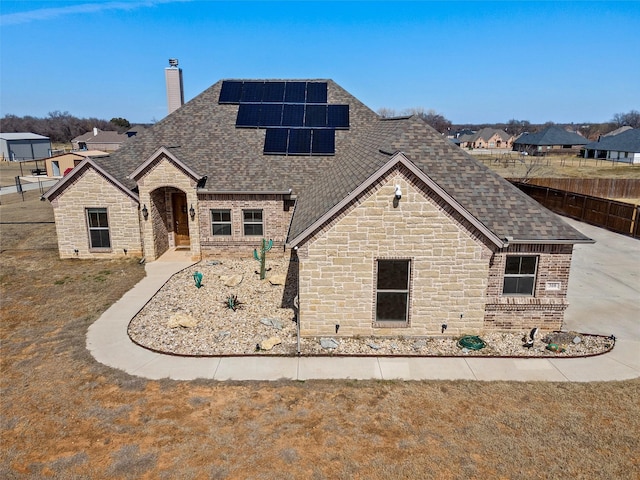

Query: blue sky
<box><xmin>1</xmin><ymin>1</ymin><xmax>638</xmax><ymax>124</ymax></box>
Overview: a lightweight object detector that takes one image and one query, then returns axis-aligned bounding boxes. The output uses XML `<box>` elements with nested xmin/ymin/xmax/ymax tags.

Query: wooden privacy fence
<box><xmin>511</xmin><ymin>182</ymin><xmax>640</xmax><ymax>239</ymax></box>
<box><xmin>509</xmin><ymin>178</ymin><xmax>640</xmax><ymax>199</ymax></box>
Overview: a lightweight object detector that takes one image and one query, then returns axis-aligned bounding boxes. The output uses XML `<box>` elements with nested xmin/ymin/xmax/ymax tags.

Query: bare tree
<box><xmin>376</xmin><ymin>107</ymin><xmax>451</xmax><ymax>133</ymax></box>
<box><xmin>401</xmin><ymin>107</ymin><xmax>451</xmax><ymax>134</ymax></box>
<box><xmin>0</xmin><ymin>112</ymin><xmax>117</xmax><ymax>143</ymax></box>
<box><xmin>376</xmin><ymin>107</ymin><xmax>397</xmax><ymax>118</ymax></box>
<box><xmin>612</xmin><ymin>110</ymin><xmax>640</xmax><ymax>128</ymax></box>
<box><xmin>506</xmin><ymin>119</ymin><xmax>531</xmax><ymax>137</ymax></box>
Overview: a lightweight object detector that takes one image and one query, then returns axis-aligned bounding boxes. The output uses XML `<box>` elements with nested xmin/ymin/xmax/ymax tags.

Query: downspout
<box><xmin>293</xmin><ymin>246</ymin><xmax>301</xmax><ymax>355</ymax></box>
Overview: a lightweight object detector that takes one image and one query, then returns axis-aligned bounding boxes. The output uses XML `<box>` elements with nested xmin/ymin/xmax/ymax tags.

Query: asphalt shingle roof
<box><xmin>73</xmin><ymin>130</ymin><xmax>128</xmax><ymax>144</ymax></box>
<box><xmin>513</xmin><ymin>125</ymin><xmax>588</xmax><ymax>146</ymax></box>
<box><xmin>468</xmin><ymin>127</ymin><xmax>511</xmax><ymax>143</ymax></box>
<box><xmin>289</xmin><ymin>116</ymin><xmax>589</xmax><ymax>243</ymax></box>
<box><xmin>584</xmin><ymin>128</ymin><xmax>640</xmax><ymax>152</ymax></box>
<box><xmin>90</xmin><ymin>79</ymin><xmax>589</xmax><ymax>245</ymax></box>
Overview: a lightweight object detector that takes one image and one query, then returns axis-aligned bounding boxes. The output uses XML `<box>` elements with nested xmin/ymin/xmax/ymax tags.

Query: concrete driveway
<box><xmin>563</xmin><ymin>217</ymin><xmax>639</xmax><ymax>341</ymax></box>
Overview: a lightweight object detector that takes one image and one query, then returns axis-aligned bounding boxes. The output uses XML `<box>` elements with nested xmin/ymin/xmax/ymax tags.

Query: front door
<box><xmin>172</xmin><ymin>193</ymin><xmax>190</xmax><ymax>247</ymax></box>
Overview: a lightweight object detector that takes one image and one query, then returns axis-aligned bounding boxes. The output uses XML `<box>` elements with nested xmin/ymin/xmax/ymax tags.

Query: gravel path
<box><xmin>128</xmin><ymin>259</ymin><xmax>613</xmax><ymax>357</ymax></box>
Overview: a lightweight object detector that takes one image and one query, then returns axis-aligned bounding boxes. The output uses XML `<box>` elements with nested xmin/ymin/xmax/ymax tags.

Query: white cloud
<box><xmin>1</xmin><ymin>0</ymin><xmax>188</xmax><ymax>26</ymax></box>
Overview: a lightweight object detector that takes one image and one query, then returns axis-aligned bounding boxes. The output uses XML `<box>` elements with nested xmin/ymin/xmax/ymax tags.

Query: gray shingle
<box><xmin>584</xmin><ymin>128</ymin><xmax>640</xmax><ymax>152</ymax></box>
<box><xmin>289</xmin><ymin>116</ymin><xmax>589</xmax><ymax>243</ymax></box>
<box><xmin>91</xmin><ymin>79</ymin><xmax>589</xmax><ymax>245</ymax></box>
<box><xmin>514</xmin><ymin>125</ymin><xmax>588</xmax><ymax>146</ymax></box>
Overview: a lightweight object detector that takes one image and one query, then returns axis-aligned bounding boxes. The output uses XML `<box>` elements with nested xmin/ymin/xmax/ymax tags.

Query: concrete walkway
<box><xmin>87</xmin><ymin>218</ymin><xmax>640</xmax><ymax>382</ymax></box>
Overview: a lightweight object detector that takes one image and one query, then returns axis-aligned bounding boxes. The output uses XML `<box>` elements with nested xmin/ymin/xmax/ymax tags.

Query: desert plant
<box><xmin>224</xmin><ymin>294</ymin><xmax>242</xmax><ymax>311</ymax></box>
<box><xmin>253</xmin><ymin>238</ymin><xmax>273</xmax><ymax>280</ymax></box>
<box><xmin>193</xmin><ymin>271</ymin><xmax>203</xmax><ymax>288</ymax></box>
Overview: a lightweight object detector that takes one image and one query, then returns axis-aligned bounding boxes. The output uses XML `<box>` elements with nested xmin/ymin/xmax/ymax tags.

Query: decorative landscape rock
<box><xmin>320</xmin><ymin>338</ymin><xmax>339</xmax><ymax>350</ymax></box>
<box><xmin>367</xmin><ymin>342</ymin><xmax>381</xmax><ymax>350</ymax></box>
<box><xmin>127</xmin><ymin>259</ymin><xmax>613</xmax><ymax>357</ymax></box>
<box><xmin>260</xmin><ymin>318</ymin><xmax>283</xmax><ymax>330</ymax></box>
<box><xmin>268</xmin><ymin>274</ymin><xmax>286</xmax><ymax>286</ymax></box>
<box><xmin>413</xmin><ymin>340</ymin><xmax>427</xmax><ymax>351</ymax></box>
<box><xmin>221</xmin><ymin>274</ymin><xmax>243</xmax><ymax>287</ymax></box>
<box><xmin>259</xmin><ymin>337</ymin><xmax>281</xmax><ymax>351</ymax></box>
<box><xmin>167</xmin><ymin>313</ymin><xmax>199</xmax><ymax>329</ymax></box>
<box><xmin>542</xmin><ymin>331</ymin><xmax>578</xmax><ymax>345</ymax></box>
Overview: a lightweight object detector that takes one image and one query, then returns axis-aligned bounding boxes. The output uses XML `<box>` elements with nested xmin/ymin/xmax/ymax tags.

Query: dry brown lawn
<box><xmin>1</xmin><ymin>180</ymin><xmax>639</xmax><ymax>479</ymax></box>
<box><xmin>475</xmin><ymin>152</ymin><xmax>640</xmax><ymax>180</ymax></box>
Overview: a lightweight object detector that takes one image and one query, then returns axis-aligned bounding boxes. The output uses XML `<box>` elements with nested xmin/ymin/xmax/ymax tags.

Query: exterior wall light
<box><xmin>394</xmin><ymin>185</ymin><xmax>402</xmax><ymax>200</ymax></box>
<box><xmin>189</xmin><ymin>204</ymin><xmax>195</xmax><ymax>220</ymax></box>
<box><xmin>141</xmin><ymin>204</ymin><xmax>149</xmax><ymax>220</ymax></box>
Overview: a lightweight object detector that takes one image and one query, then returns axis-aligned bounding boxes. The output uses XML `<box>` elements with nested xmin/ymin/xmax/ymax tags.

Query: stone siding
<box><xmin>198</xmin><ymin>193</ymin><xmax>293</xmax><ymax>258</ymax></box>
<box><xmin>135</xmin><ymin>155</ymin><xmax>200</xmax><ymax>261</ymax></box>
<box><xmin>298</xmin><ymin>168</ymin><xmax>493</xmax><ymax>337</ymax></box>
<box><xmin>149</xmin><ymin>189</ymin><xmax>169</xmax><ymax>258</ymax></box>
<box><xmin>484</xmin><ymin>244</ymin><xmax>573</xmax><ymax>331</ymax></box>
<box><xmin>49</xmin><ymin>166</ymin><xmax>142</xmax><ymax>259</ymax></box>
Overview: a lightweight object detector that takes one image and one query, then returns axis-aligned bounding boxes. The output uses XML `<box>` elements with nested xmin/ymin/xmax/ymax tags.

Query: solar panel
<box><xmin>282</xmin><ymin>104</ymin><xmax>305</xmax><ymax>127</ymax></box>
<box><xmin>259</xmin><ymin>104</ymin><xmax>284</xmax><ymax>127</ymax></box>
<box><xmin>241</xmin><ymin>82</ymin><xmax>264</xmax><ymax>102</ymax></box>
<box><xmin>306</xmin><ymin>82</ymin><xmax>327</xmax><ymax>103</ymax></box>
<box><xmin>236</xmin><ymin>104</ymin><xmax>261</xmax><ymax>127</ymax></box>
<box><xmin>328</xmin><ymin>105</ymin><xmax>350</xmax><ymax>128</ymax></box>
<box><xmin>311</xmin><ymin>129</ymin><xmax>335</xmax><ymax>154</ymax></box>
<box><xmin>219</xmin><ymin>81</ymin><xmax>243</xmax><ymax>103</ymax></box>
<box><xmin>288</xmin><ymin>129</ymin><xmax>312</xmax><ymax>154</ymax></box>
<box><xmin>304</xmin><ymin>105</ymin><xmax>327</xmax><ymax>127</ymax></box>
<box><xmin>223</xmin><ymin>80</ymin><xmax>347</xmax><ymax>155</ymax></box>
<box><xmin>264</xmin><ymin>129</ymin><xmax>289</xmax><ymax>154</ymax></box>
<box><xmin>262</xmin><ymin>82</ymin><xmax>285</xmax><ymax>102</ymax></box>
<box><xmin>284</xmin><ymin>82</ymin><xmax>306</xmax><ymax>103</ymax></box>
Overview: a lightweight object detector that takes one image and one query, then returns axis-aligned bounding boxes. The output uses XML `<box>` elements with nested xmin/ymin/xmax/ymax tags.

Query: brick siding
<box><xmin>484</xmin><ymin>244</ymin><xmax>572</xmax><ymax>331</ymax></box>
<box><xmin>197</xmin><ymin>193</ymin><xmax>293</xmax><ymax>258</ymax></box>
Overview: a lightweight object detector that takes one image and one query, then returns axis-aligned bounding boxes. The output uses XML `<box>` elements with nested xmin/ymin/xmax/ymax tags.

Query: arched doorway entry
<box><xmin>171</xmin><ymin>191</ymin><xmax>190</xmax><ymax>247</ymax></box>
<box><xmin>146</xmin><ymin>187</ymin><xmax>192</xmax><ymax>260</ymax></box>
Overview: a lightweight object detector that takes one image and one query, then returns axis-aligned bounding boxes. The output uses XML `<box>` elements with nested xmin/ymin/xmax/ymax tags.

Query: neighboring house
<box><xmin>125</xmin><ymin>124</ymin><xmax>149</xmax><ymax>138</ymax></box>
<box><xmin>45</xmin><ymin>79</ymin><xmax>593</xmax><ymax>337</ymax></box>
<box><xmin>45</xmin><ymin>150</ymin><xmax>109</xmax><ymax>177</ymax></box>
<box><xmin>601</xmin><ymin>125</ymin><xmax>632</xmax><ymax>138</ymax></box>
<box><xmin>71</xmin><ymin>128</ymin><xmax>129</xmax><ymax>152</ymax></box>
<box><xmin>0</xmin><ymin>132</ymin><xmax>51</xmax><ymax>161</ymax></box>
<box><xmin>513</xmin><ymin>126</ymin><xmax>588</xmax><ymax>155</ymax></box>
<box><xmin>583</xmin><ymin>128</ymin><xmax>640</xmax><ymax>164</ymax></box>
<box><xmin>456</xmin><ymin>132</ymin><xmax>475</xmax><ymax>147</ymax></box>
<box><xmin>458</xmin><ymin>128</ymin><xmax>513</xmax><ymax>149</ymax></box>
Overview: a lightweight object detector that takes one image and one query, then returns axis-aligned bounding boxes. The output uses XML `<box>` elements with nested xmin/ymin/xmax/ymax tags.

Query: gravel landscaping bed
<box><xmin>128</xmin><ymin>258</ymin><xmax>614</xmax><ymax>357</ymax></box>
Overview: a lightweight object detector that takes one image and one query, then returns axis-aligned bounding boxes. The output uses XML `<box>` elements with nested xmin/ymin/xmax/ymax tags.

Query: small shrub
<box><xmin>224</xmin><ymin>294</ymin><xmax>243</xmax><ymax>311</ymax></box>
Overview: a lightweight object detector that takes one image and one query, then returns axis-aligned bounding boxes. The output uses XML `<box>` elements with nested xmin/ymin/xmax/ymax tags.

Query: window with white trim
<box><xmin>211</xmin><ymin>209</ymin><xmax>231</xmax><ymax>236</ymax></box>
<box><xmin>87</xmin><ymin>208</ymin><xmax>111</xmax><ymax>249</ymax></box>
<box><xmin>503</xmin><ymin>256</ymin><xmax>538</xmax><ymax>295</ymax></box>
<box><xmin>243</xmin><ymin>209</ymin><xmax>263</xmax><ymax>236</ymax></box>
<box><xmin>375</xmin><ymin>259</ymin><xmax>410</xmax><ymax>324</ymax></box>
